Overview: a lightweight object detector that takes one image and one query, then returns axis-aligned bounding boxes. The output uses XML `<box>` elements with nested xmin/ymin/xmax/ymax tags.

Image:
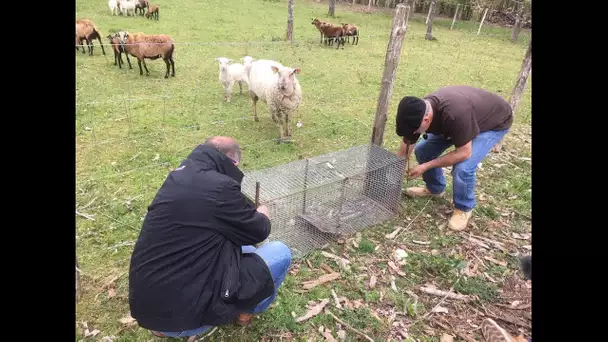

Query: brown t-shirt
<box><xmin>423</xmin><ymin>85</ymin><xmax>513</xmax><ymax>147</ymax></box>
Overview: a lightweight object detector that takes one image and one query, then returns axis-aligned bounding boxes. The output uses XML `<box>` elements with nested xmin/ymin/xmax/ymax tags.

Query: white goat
<box><xmin>108</xmin><ymin>0</ymin><xmax>119</xmax><ymax>15</ymax></box>
<box><xmin>248</xmin><ymin>59</ymin><xmax>302</xmax><ymax>142</ymax></box>
<box><xmin>120</xmin><ymin>0</ymin><xmax>137</xmax><ymax>16</ymax></box>
<box><xmin>215</xmin><ymin>57</ymin><xmax>249</xmax><ymax>102</ymax></box>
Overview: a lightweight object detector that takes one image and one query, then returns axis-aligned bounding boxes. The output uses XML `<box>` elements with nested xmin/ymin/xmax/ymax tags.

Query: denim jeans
<box><xmin>157</xmin><ymin>241</ymin><xmax>292</xmax><ymax>338</ymax></box>
<box><xmin>413</xmin><ymin>129</ymin><xmax>509</xmax><ymax>212</ymax></box>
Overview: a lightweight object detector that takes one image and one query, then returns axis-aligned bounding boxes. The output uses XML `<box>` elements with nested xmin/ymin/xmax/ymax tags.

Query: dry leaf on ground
<box><xmin>431</xmin><ymin>306</ymin><xmax>449</xmax><ymax>314</ymax></box>
<box><xmin>440</xmin><ymin>333</ymin><xmax>454</xmax><ymax>342</ymax></box>
<box><xmin>108</xmin><ymin>282</ymin><xmax>117</xmax><ymax>298</ymax></box>
<box><xmin>302</xmin><ymin>272</ymin><xmax>341</xmax><ymax>290</ymax></box>
<box><xmin>118</xmin><ymin>313</ymin><xmax>137</xmax><ymax>326</ymax></box>
<box><xmin>368</xmin><ymin>275</ymin><xmax>377</xmax><ymax>289</ymax></box>
<box><xmin>295</xmin><ymin>299</ymin><xmax>330</xmax><ymax>322</ymax></box>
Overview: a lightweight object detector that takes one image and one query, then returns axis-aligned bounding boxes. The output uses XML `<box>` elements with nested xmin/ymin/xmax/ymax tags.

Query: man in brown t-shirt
<box><xmin>395</xmin><ymin>85</ymin><xmax>513</xmax><ymax>231</ymax></box>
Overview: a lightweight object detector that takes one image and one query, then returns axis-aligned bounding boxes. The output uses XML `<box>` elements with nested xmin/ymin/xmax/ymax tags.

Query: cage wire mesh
<box><xmin>241</xmin><ymin>143</ymin><xmax>406</xmax><ymax>259</ymax></box>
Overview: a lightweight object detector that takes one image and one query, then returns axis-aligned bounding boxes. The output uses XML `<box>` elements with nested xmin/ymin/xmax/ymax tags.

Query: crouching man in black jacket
<box><xmin>128</xmin><ymin>136</ymin><xmax>292</xmax><ymax>341</ymax></box>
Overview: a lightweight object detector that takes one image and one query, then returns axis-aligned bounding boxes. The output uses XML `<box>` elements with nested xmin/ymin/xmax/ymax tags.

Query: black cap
<box><xmin>396</xmin><ymin>96</ymin><xmax>426</xmax><ymax>144</ymax></box>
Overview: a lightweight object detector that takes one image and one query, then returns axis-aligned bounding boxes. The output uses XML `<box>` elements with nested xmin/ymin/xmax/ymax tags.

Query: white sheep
<box><xmin>242</xmin><ymin>55</ymin><xmax>255</xmax><ymax>80</ymax></box>
<box><xmin>215</xmin><ymin>57</ymin><xmax>249</xmax><ymax>103</ymax></box>
<box><xmin>108</xmin><ymin>0</ymin><xmax>119</xmax><ymax>15</ymax></box>
<box><xmin>248</xmin><ymin>59</ymin><xmax>302</xmax><ymax>142</ymax></box>
<box><xmin>119</xmin><ymin>0</ymin><xmax>137</xmax><ymax>16</ymax></box>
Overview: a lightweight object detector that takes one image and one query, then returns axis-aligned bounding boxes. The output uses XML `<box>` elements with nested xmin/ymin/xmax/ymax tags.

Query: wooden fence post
<box><xmin>450</xmin><ymin>4</ymin><xmax>460</xmax><ymax>30</ymax></box>
<box><xmin>493</xmin><ymin>38</ymin><xmax>532</xmax><ymax>153</ymax></box>
<box><xmin>370</xmin><ymin>3</ymin><xmax>410</xmax><ymax>146</ymax></box>
<box><xmin>425</xmin><ymin>0</ymin><xmax>436</xmax><ymax>40</ymax></box>
<box><xmin>477</xmin><ymin>7</ymin><xmax>489</xmax><ymax>35</ymax></box>
<box><xmin>286</xmin><ymin>0</ymin><xmax>294</xmax><ymax>42</ymax></box>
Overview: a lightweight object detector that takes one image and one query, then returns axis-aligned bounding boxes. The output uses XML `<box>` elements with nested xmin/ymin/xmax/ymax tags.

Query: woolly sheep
<box><xmin>75</xmin><ymin>19</ymin><xmax>106</xmax><ymax>56</ymax></box>
<box><xmin>117</xmin><ymin>31</ymin><xmax>175</xmax><ymax>78</ymax></box>
<box><xmin>145</xmin><ymin>3</ymin><xmax>159</xmax><ymax>20</ymax></box>
<box><xmin>248</xmin><ymin>59</ymin><xmax>302</xmax><ymax>142</ymax></box>
<box><xmin>119</xmin><ymin>0</ymin><xmax>137</xmax><ymax>16</ymax></box>
<box><xmin>215</xmin><ymin>57</ymin><xmax>249</xmax><ymax>102</ymax></box>
<box><xmin>319</xmin><ymin>23</ymin><xmax>345</xmax><ymax>48</ymax></box>
<box><xmin>108</xmin><ymin>0</ymin><xmax>119</xmax><ymax>15</ymax></box>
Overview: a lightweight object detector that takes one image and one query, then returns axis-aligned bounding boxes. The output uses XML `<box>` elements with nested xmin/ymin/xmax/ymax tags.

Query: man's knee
<box><xmin>451</xmin><ymin>163</ymin><xmax>477</xmax><ymax>181</ymax></box>
<box><xmin>264</xmin><ymin>241</ymin><xmax>292</xmax><ymax>264</ymax></box>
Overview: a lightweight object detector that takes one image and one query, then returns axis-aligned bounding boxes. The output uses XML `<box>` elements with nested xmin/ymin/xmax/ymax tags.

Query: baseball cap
<box><xmin>395</xmin><ymin>96</ymin><xmax>426</xmax><ymax>144</ymax></box>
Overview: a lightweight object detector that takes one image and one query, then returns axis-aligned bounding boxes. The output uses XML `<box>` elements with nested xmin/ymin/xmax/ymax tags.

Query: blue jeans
<box><xmin>414</xmin><ymin>130</ymin><xmax>509</xmax><ymax>212</ymax></box>
<box><xmin>156</xmin><ymin>241</ymin><xmax>292</xmax><ymax>338</ymax></box>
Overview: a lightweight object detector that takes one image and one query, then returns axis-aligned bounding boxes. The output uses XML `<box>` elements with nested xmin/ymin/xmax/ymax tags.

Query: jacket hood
<box><xmin>186</xmin><ymin>144</ymin><xmax>244</xmax><ymax>183</ymax></box>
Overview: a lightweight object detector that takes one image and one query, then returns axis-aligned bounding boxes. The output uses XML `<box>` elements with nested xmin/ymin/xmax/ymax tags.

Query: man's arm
<box><xmin>397</xmin><ymin>139</ymin><xmax>415</xmax><ymax>159</ymax></box>
<box><xmin>212</xmin><ymin>182</ymin><xmax>271</xmax><ymax>246</ymax></box>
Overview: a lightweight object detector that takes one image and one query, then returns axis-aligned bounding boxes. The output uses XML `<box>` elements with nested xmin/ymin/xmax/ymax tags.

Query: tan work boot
<box><xmin>448</xmin><ymin>209</ymin><xmax>472</xmax><ymax>231</ymax></box>
<box><xmin>404</xmin><ymin>187</ymin><xmax>444</xmax><ymax>198</ymax></box>
<box><xmin>481</xmin><ymin>318</ymin><xmax>513</xmax><ymax>342</ymax></box>
<box><xmin>235</xmin><ymin>312</ymin><xmax>254</xmax><ymax>326</ymax></box>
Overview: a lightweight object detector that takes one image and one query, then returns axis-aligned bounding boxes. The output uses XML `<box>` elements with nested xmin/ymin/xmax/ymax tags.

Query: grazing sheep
<box><xmin>145</xmin><ymin>4</ymin><xmax>159</xmax><ymax>20</ymax></box>
<box><xmin>248</xmin><ymin>59</ymin><xmax>302</xmax><ymax>142</ymax></box>
<box><xmin>107</xmin><ymin>34</ymin><xmax>131</xmax><ymax>69</ymax></box>
<box><xmin>117</xmin><ymin>31</ymin><xmax>175</xmax><ymax>78</ymax></box>
<box><xmin>108</xmin><ymin>0</ymin><xmax>119</xmax><ymax>15</ymax></box>
<box><xmin>135</xmin><ymin>0</ymin><xmax>148</xmax><ymax>15</ymax></box>
<box><xmin>341</xmin><ymin>23</ymin><xmax>359</xmax><ymax>45</ymax></box>
<box><xmin>119</xmin><ymin>0</ymin><xmax>137</xmax><ymax>16</ymax></box>
<box><xmin>215</xmin><ymin>57</ymin><xmax>249</xmax><ymax>102</ymax></box>
<box><xmin>75</xmin><ymin>19</ymin><xmax>106</xmax><ymax>56</ymax></box>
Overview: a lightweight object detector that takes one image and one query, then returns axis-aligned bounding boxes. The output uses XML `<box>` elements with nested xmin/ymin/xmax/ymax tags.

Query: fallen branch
<box><xmin>326</xmin><ymin>309</ymin><xmax>374</xmax><ymax>342</ymax></box>
<box><xmin>385</xmin><ymin>226</ymin><xmax>403</xmax><ymax>239</ymax></box>
<box><xmin>331</xmin><ymin>289</ymin><xmax>343</xmax><ymax>309</ymax></box>
<box><xmin>419</xmin><ymin>286</ymin><xmax>473</xmax><ymax>302</ymax></box>
<box><xmin>419</xmin><ymin>276</ymin><xmax>463</xmax><ymax>321</ymax></box>
<box><xmin>76</xmin><ymin>211</ymin><xmax>95</xmax><ymax>221</ymax></box>
<box><xmin>321</xmin><ymin>251</ymin><xmax>350</xmax><ymax>265</ymax></box>
<box><xmin>301</xmin><ymin>272</ymin><xmax>341</xmax><ymax>290</ymax></box>
<box><xmin>485</xmin><ymin>313</ymin><xmax>531</xmax><ymax>329</ymax></box>
<box><xmin>77</xmin><ymin>197</ymin><xmax>97</xmax><ymax>211</ymax></box>
<box><xmin>431</xmin><ymin>319</ymin><xmax>477</xmax><ymax>342</ymax></box>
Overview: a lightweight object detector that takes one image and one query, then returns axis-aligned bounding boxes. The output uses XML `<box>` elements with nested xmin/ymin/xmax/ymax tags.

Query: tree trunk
<box><xmin>492</xmin><ymin>38</ymin><xmax>532</xmax><ymax>153</ymax></box>
<box><xmin>425</xmin><ymin>0</ymin><xmax>436</xmax><ymax>40</ymax></box>
<box><xmin>329</xmin><ymin>0</ymin><xmax>335</xmax><ymax>16</ymax></box>
<box><xmin>286</xmin><ymin>0</ymin><xmax>294</xmax><ymax>42</ymax></box>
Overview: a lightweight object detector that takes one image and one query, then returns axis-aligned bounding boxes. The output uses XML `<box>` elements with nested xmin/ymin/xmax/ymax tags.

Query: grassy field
<box><xmin>75</xmin><ymin>0</ymin><xmax>532</xmax><ymax>341</ymax></box>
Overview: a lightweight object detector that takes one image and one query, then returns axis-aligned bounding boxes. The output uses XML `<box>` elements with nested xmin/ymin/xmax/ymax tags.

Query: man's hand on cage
<box><xmin>407</xmin><ymin>164</ymin><xmax>428</xmax><ymax>179</ymax></box>
<box><xmin>257</xmin><ymin>205</ymin><xmax>269</xmax><ymax>218</ymax></box>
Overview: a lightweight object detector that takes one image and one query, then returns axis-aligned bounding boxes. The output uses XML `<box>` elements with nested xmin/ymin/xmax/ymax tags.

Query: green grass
<box><xmin>76</xmin><ymin>0</ymin><xmax>531</xmax><ymax>340</ymax></box>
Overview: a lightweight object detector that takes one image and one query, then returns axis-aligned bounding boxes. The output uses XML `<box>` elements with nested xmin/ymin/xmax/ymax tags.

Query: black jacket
<box><xmin>128</xmin><ymin>144</ymin><xmax>274</xmax><ymax>332</ymax></box>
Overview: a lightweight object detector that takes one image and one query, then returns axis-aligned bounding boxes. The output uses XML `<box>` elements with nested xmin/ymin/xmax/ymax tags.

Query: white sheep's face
<box><xmin>272</xmin><ymin>66</ymin><xmax>301</xmax><ymax>96</ymax></box>
<box><xmin>117</xmin><ymin>31</ymin><xmax>129</xmax><ymax>45</ymax></box>
<box><xmin>215</xmin><ymin>57</ymin><xmax>232</xmax><ymax>73</ymax></box>
<box><xmin>242</xmin><ymin>56</ymin><xmax>254</xmax><ymax>66</ymax></box>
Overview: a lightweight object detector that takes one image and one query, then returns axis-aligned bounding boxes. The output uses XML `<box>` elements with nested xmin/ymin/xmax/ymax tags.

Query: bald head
<box><xmin>204</xmin><ymin>136</ymin><xmax>242</xmax><ymax>164</ymax></box>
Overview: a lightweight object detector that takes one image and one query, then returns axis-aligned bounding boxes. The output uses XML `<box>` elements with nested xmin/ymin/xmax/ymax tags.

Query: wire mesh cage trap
<box><xmin>241</xmin><ymin>143</ymin><xmax>406</xmax><ymax>259</ymax></box>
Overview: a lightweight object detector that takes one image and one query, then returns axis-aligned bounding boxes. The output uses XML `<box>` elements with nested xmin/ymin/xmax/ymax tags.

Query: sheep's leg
<box><xmin>170</xmin><ymin>56</ymin><xmax>175</xmax><ymax>77</ymax></box>
<box><xmin>238</xmin><ymin>81</ymin><xmax>243</xmax><ymax>94</ymax></box>
<box><xmin>284</xmin><ymin>113</ymin><xmax>292</xmax><ymax>140</ymax></box>
<box><xmin>250</xmin><ymin>92</ymin><xmax>259</xmax><ymax>122</ymax></box>
<box><xmin>137</xmin><ymin>58</ymin><xmax>144</xmax><ymax>76</ymax></box>
<box><xmin>87</xmin><ymin>39</ymin><xmax>94</xmax><ymax>55</ymax></box>
<box><xmin>97</xmin><ymin>36</ymin><xmax>106</xmax><ymax>55</ymax></box>
<box><xmin>125</xmin><ymin>53</ymin><xmax>133</xmax><ymax>69</ymax></box>
<box><xmin>142</xmin><ymin>59</ymin><xmax>150</xmax><ymax>76</ymax></box>
<box><xmin>164</xmin><ymin>58</ymin><xmax>171</xmax><ymax>79</ymax></box>
<box><xmin>113</xmin><ymin>51</ymin><xmax>118</xmax><ymax>66</ymax></box>
<box><xmin>117</xmin><ymin>52</ymin><xmax>123</xmax><ymax>68</ymax></box>
<box><xmin>225</xmin><ymin>81</ymin><xmax>234</xmax><ymax>102</ymax></box>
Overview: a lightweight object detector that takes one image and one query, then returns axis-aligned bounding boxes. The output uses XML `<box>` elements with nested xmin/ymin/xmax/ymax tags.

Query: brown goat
<box><xmin>311</xmin><ymin>18</ymin><xmax>328</xmax><ymax>44</ymax></box>
<box><xmin>75</xmin><ymin>19</ymin><xmax>106</xmax><ymax>56</ymax></box>
<box><xmin>319</xmin><ymin>23</ymin><xmax>345</xmax><ymax>49</ymax></box>
<box><xmin>117</xmin><ymin>31</ymin><xmax>175</xmax><ymax>78</ymax></box>
<box><xmin>107</xmin><ymin>34</ymin><xmax>131</xmax><ymax>69</ymax></box>
<box><xmin>341</xmin><ymin>23</ymin><xmax>359</xmax><ymax>45</ymax></box>
<box><xmin>135</xmin><ymin>0</ymin><xmax>148</xmax><ymax>15</ymax></box>
<box><xmin>145</xmin><ymin>4</ymin><xmax>159</xmax><ymax>20</ymax></box>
